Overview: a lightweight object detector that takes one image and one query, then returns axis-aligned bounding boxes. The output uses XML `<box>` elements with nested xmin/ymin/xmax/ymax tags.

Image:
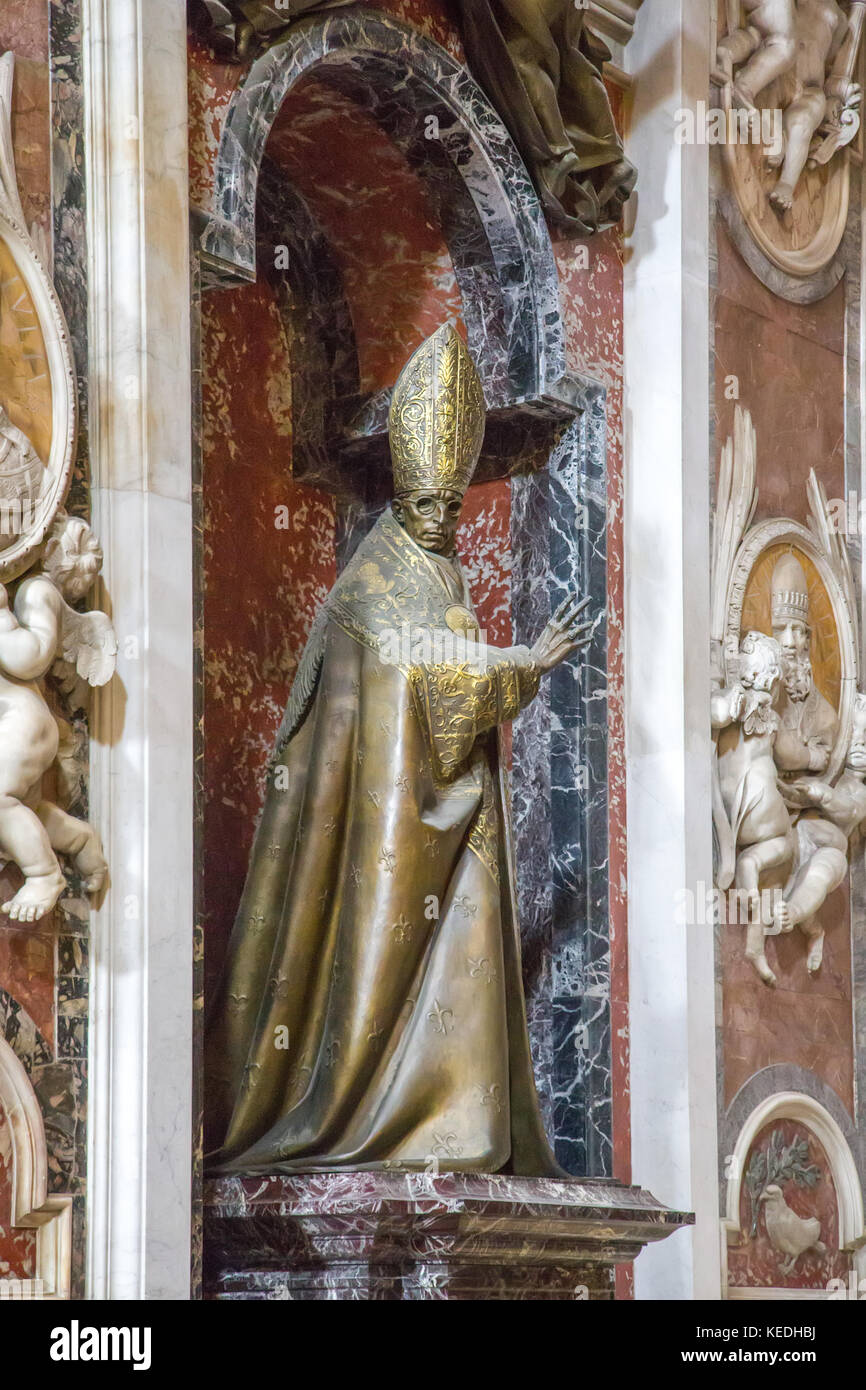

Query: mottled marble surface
<box><xmin>266</xmin><ymin>79</ymin><xmax>463</xmax><ymax>396</ymax></box>
<box><xmin>554</xmin><ymin>216</ymin><xmax>628</xmax><ymax>1181</ymax></box>
<box><xmin>198</xmin><ymin>11</ymin><xmax>568</xmax><ymax>409</ymax></box>
<box><xmin>0</xmin><ymin>14</ymin><xmax>50</xmax><ymax>242</ymax></box>
<box><xmin>203</xmin><ymin>1171</ymin><xmax>690</xmax><ymax>1300</ymax></box>
<box><xmin>722</xmin><ymin>903</ymin><xmax>854</xmax><ymax>1114</ymax></box>
<box><xmin>200</xmin><ymin>274</ymin><xmax>336</xmax><ymax>1013</ymax></box>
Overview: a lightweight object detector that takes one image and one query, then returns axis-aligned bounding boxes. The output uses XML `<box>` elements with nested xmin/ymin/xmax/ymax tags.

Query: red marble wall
<box><xmin>714</xmin><ymin>222</ymin><xmax>855</xmax><ymax>1115</ymax></box>
<box><xmin>266</xmin><ymin>80</ymin><xmax>465</xmax><ymax>393</ymax></box>
<box><xmin>0</xmin><ymin>1101</ymin><xmax>36</xmax><ymax>1283</ymax></box>
<box><xmin>715</xmin><ymin>226</ymin><xmax>845</xmax><ymax>529</ymax></box>
<box><xmin>200</xmin><ymin>274</ymin><xmax>336</xmax><ymax>996</ymax></box>
<box><xmin>0</xmin><ymin>3</ymin><xmax>51</xmax><ymax>240</ymax></box>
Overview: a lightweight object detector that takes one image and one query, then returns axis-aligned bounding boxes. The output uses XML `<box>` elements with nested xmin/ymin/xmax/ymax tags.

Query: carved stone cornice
<box><xmin>588</xmin><ymin>0</ymin><xmax>644</xmax><ymax>46</ymax></box>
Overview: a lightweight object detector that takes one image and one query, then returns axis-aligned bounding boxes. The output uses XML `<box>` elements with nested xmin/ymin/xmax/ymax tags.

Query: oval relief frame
<box><xmin>717</xmin><ymin>3</ymin><xmax>855</xmax><ymax>289</ymax></box>
<box><xmin>724</xmin><ymin>519</ymin><xmax>859</xmax><ymax>785</ymax></box>
<box><xmin>0</xmin><ymin>54</ymin><xmax>76</xmax><ymax>582</ymax></box>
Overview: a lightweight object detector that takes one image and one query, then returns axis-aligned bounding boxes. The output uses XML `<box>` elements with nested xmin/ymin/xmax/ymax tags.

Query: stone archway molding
<box><xmin>722</xmin><ymin>1090</ymin><xmax>865</xmax><ymax>1299</ymax></box>
<box><xmin>0</xmin><ymin>1037</ymin><xmax>71</xmax><ymax>1299</ymax></box>
<box><xmin>198</xmin><ymin>8</ymin><xmax>573</xmax><ymax>413</ymax></box>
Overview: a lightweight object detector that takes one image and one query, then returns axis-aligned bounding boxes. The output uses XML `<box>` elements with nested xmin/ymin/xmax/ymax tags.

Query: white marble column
<box><xmin>623</xmin><ymin>0</ymin><xmax>723</xmax><ymax>1299</ymax></box>
<box><xmin>82</xmin><ymin>0</ymin><xmax>193</xmax><ymax>1299</ymax></box>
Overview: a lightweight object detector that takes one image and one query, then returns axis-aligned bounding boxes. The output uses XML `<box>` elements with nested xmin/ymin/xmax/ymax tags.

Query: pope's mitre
<box><xmin>388</xmin><ymin>323</ymin><xmax>486</xmax><ymax>497</ymax></box>
<box><xmin>771</xmin><ymin>551</ymin><xmax>810</xmax><ymax>625</ymax></box>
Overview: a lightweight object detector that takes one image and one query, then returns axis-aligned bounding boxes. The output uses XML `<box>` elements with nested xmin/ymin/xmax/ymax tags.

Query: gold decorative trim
<box><xmin>388</xmin><ymin>324</ymin><xmax>485</xmax><ymax>498</ymax></box>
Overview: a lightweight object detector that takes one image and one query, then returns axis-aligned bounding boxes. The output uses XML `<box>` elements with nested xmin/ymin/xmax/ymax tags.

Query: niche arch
<box><xmin>723</xmin><ymin>1090</ymin><xmax>865</xmax><ymax>1298</ymax></box>
<box><xmin>198</xmin><ymin>8</ymin><xmax>582</xmax><ymax>423</ymax></box>
<box><xmin>194</xmin><ymin>6</ymin><xmax>611</xmax><ymax>1176</ymax></box>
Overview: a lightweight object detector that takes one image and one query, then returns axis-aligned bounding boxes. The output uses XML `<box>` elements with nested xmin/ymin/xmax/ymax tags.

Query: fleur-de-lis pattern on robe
<box><xmin>205</xmin><ymin>509</ymin><xmax>563</xmax><ymax>1178</ymax></box>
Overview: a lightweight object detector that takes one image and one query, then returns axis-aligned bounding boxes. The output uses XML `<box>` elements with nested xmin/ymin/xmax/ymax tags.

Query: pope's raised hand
<box><xmin>530</xmin><ymin>595</ymin><xmax>596</xmax><ymax>675</ymax></box>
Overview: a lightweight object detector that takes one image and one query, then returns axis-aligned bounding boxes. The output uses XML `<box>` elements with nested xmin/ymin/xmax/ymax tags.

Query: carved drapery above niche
<box><xmin>586</xmin><ymin>1</ymin><xmax>643</xmax><ymax>46</ymax></box>
<box><xmin>191</xmin><ymin>1</ymin><xmax>636</xmax><ymax>235</ymax></box>
<box><xmin>194</xmin><ymin>0</ymin><xmax>645</xmax><ymax>53</ymax></box>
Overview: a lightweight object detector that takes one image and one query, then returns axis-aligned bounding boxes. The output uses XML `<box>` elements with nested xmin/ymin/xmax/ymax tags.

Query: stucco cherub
<box><xmin>0</xmin><ymin>511</ymin><xmax>116</xmax><ymax>923</ymax></box>
<box><xmin>779</xmin><ymin>690</ymin><xmax>866</xmax><ymax>970</ymax></box>
<box><xmin>712</xmin><ymin>630</ymin><xmax>796</xmax><ymax>984</ymax></box>
<box><xmin>717</xmin><ymin>1</ymin><xmax>799</xmax><ymax>110</ymax></box>
<box><xmin>717</xmin><ymin>0</ymin><xmax>861</xmax><ymax>212</ymax></box>
<box><xmin>767</xmin><ymin>0</ymin><xmax>856</xmax><ymax>212</ymax></box>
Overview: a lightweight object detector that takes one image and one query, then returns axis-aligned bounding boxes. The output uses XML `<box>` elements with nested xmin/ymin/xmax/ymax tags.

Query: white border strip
<box><xmin>82</xmin><ymin>0</ymin><xmax>193</xmax><ymax>1300</ymax></box>
<box><xmin>623</xmin><ymin>0</ymin><xmax>722</xmax><ymax>1299</ymax></box>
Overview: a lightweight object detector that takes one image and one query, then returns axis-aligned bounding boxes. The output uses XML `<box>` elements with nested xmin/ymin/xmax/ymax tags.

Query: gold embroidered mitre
<box><xmin>388</xmin><ymin>324</ymin><xmax>486</xmax><ymax>497</ymax></box>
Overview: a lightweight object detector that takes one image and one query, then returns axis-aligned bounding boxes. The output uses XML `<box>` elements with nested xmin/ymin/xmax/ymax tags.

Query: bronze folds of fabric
<box><xmin>456</xmin><ymin>0</ymin><xmax>636</xmax><ymax>235</ymax></box>
<box><xmin>198</xmin><ymin>2</ymin><xmax>634</xmax><ymax>233</ymax></box>
<box><xmin>206</xmin><ymin>511</ymin><xmax>560</xmax><ymax>1176</ymax></box>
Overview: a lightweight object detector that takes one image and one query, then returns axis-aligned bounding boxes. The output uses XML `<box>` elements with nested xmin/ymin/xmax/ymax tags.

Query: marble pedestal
<box><xmin>203</xmin><ymin>1173</ymin><xmax>693</xmax><ymax>1300</ymax></box>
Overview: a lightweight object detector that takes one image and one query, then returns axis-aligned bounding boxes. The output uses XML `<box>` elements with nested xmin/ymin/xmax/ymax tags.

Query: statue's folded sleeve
<box><xmin>407</xmin><ymin>645</ymin><xmax>540</xmax><ymax>782</ymax></box>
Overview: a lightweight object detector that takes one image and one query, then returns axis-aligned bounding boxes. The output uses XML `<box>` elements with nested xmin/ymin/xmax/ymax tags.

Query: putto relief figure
<box><xmin>712</xmin><ymin>630</ymin><xmax>795</xmax><ymax>984</ymax></box>
<box><xmin>0</xmin><ymin>512</ymin><xmax>116</xmax><ymax>922</ymax></box>
<box><xmin>713</xmin><ymin>558</ymin><xmax>855</xmax><ymax>984</ymax></box>
<box><xmin>206</xmin><ymin>326</ymin><xmax>593</xmax><ymax>1175</ymax></box>
<box><xmin>781</xmin><ymin>691</ymin><xmax>866</xmax><ymax>968</ymax></box>
<box><xmin>718</xmin><ymin>0</ymin><xmax>863</xmax><ymax>211</ymax></box>
<box><xmin>717</xmin><ymin>0</ymin><xmax>799</xmax><ymax>110</ymax></box>
<box><xmin>714</xmin><ymin>0</ymin><xmax>866</xmax><ymax>290</ymax></box>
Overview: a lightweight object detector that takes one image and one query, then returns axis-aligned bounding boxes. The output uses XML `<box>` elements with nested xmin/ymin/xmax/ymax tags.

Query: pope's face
<box><xmin>393</xmin><ymin>489</ymin><xmax>463</xmax><ymax>553</ymax></box>
<box><xmin>773</xmin><ymin>617</ymin><xmax>809</xmax><ymax>659</ymax></box>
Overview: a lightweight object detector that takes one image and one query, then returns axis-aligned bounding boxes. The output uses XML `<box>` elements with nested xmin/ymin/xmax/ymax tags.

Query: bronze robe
<box><xmin>456</xmin><ymin>0</ymin><xmax>636</xmax><ymax>234</ymax></box>
<box><xmin>206</xmin><ymin>509</ymin><xmax>560</xmax><ymax>1174</ymax></box>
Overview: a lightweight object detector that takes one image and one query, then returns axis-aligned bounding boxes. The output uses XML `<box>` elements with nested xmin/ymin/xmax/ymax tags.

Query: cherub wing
<box><xmin>55</xmin><ymin>600</ymin><xmax>118</xmax><ymax>687</ymax></box>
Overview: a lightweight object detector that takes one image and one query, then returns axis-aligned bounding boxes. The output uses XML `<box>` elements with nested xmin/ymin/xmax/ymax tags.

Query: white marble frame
<box><xmin>82</xmin><ymin>0</ymin><xmax>194</xmax><ymax>1299</ymax></box>
<box><xmin>623</xmin><ymin>0</ymin><xmax>722</xmax><ymax>1300</ymax></box>
<box><xmin>722</xmin><ymin>1091</ymin><xmax>866</xmax><ymax>1299</ymax></box>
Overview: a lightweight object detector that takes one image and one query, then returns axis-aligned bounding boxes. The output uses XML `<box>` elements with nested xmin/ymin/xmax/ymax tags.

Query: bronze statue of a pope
<box><xmin>207</xmin><ymin>325</ymin><xmax>592</xmax><ymax>1175</ymax></box>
